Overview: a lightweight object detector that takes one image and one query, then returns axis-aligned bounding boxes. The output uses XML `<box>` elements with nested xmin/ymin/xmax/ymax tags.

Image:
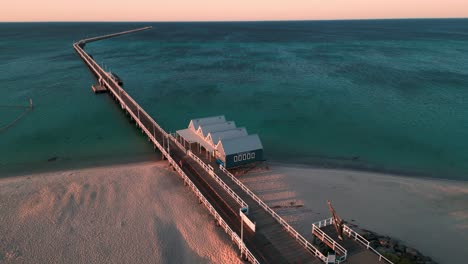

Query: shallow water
<box><xmin>1</xmin><ymin>20</ymin><xmax>468</xmax><ymax>179</ymax></box>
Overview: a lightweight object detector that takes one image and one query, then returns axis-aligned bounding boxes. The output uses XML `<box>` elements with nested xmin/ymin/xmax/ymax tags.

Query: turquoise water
<box><xmin>1</xmin><ymin>20</ymin><xmax>468</xmax><ymax>179</ymax></box>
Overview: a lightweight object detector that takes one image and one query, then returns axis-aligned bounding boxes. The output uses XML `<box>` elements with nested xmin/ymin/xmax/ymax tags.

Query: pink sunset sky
<box><xmin>2</xmin><ymin>0</ymin><xmax>467</xmax><ymax>22</ymax></box>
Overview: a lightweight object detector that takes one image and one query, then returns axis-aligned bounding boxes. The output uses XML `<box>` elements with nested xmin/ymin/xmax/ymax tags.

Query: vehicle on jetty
<box><xmin>109</xmin><ymin>72</ymin><xmax>123</xmax><ymax>85</ymax></box>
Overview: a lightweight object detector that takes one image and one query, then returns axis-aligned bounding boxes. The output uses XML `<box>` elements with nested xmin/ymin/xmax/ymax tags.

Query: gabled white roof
<box><xmin>198</xmin><ymin>121</ymin><xmax>236</xmax><ymax>138</ymax></box>
<box><xmin>208</xmin><ymin>128</ymin><xmax>248</xmax><ymax>146</ymax></box>
<box><xmin>217</xmin><ymin>134</ymin><xmax>263</xmax><ymax>156</ymax></box>
<box><xmin>176</xmin><ymin>128</ymin><xmax>215</xmax><ymax>151</ymax></box>
<box><xmin>189</xmin><ymin>116</ymin><xmax>225</xmax><ymax>131</ymax></box>
<box><xmin>176</xmin><ymin>128</ymin><xmax>201</xmax><ymax>143</ymax></box>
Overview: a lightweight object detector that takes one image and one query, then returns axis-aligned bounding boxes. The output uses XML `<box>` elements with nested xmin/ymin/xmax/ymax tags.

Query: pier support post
<box><xmin>167</xmin><ymin>134</ymin><xmax>170</xmax><ymax>156</ymax></box>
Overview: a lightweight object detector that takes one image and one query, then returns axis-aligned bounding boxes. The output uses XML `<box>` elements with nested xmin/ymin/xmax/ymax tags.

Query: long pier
<box><xmin>76</xmin><ymin>26</ymin><xmax>152</xmax><ymax>46</ymax></box>
<box><xmin>73</xmin><ymin>27</ymin><xmax>328</xmax><ymax>264</ymax></box>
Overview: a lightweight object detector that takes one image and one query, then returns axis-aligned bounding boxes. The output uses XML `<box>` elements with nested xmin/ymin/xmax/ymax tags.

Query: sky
<box><xmin>1</xmin><ymin>0</ymin><xmax>467</xmax><ymax>22</ymax></box>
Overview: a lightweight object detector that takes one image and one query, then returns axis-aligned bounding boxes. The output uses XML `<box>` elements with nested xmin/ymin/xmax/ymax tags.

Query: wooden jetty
<box><xmin>74</xmin><ymin>27</ymin><xmax>331</xmax><ymax>264</ymax></box>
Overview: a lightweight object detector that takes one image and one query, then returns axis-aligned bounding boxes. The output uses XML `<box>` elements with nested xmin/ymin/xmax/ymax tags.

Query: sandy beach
<box><xmin>1</xmin><ymin>161</ymin><xmax>467</xmax><ymax>264</ymax></box>
<box><xmin>241</xmin><ymin>165</ymin><xmax>468</xmax><ymax>264</ymax></box>
<box><xmin>0</xmin><ymin>162</ymin><xmax>241</xmax><ymax>264</ymax></box>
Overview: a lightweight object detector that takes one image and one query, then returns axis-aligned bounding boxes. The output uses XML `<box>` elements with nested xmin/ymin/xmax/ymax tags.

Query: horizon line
<box><xmin>1</xmin><ymin>17</ymin><xmax>468</xmax><ymax>23</ymax></box>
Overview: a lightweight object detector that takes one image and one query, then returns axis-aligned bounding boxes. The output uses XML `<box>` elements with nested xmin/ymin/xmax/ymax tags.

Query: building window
<box><xmin>234</xmin><ymin>155</ymin><xmax>237</xmax><ymax>162</ymax></box>
<box><xmin>252</xmin><ymin>152</ymin><xmax>255</xmax><ymax>159</ymax></box>
<box><xmin>247</xmin><ymin>153</ymin><xmax>251</xmax><ymax>159</ymax></box>
<box><xmin>238</xmin><ymin>154</ymin><xmax>242</xmax><ymax>161</ymax></box>
<box><xmin>243</xmin><ymin>154</ymin><xmax>247</xmax><ymax>160</ymax></box>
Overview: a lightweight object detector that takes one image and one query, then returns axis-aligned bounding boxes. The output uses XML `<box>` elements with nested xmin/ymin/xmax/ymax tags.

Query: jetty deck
<box><xmin>312</xmin><ymin>218</ymin><xmax>394</xmax><ymax>264</ymax></box>
<box><xmin>91</xmin><ymin>84</ymin><xmax>107</xmax><ymax>93</ymax></box>
<box><xmin>73</xmin><ymin>27</ymin><xmax>326</xmax><ymax>264</ymax></box>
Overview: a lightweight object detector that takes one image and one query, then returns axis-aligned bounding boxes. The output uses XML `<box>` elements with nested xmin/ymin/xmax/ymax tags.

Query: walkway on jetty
<box><xmin>73</xmin><ymin>27</ymin><xmax>326</xmax><ymax>264</ymax></box>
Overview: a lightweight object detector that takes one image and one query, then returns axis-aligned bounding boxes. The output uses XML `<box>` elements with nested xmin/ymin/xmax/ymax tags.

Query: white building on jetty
<box><xmin>176</xmin><ymin>116</ymin><xmax>263</xmax><ymax>168</ymax></box>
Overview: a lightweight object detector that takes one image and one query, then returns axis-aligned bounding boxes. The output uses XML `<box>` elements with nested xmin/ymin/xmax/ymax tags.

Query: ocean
<box><xmin>1</xmin><ymin>20</ymin><xmax>468</xmax><ymax>179</ymax></box>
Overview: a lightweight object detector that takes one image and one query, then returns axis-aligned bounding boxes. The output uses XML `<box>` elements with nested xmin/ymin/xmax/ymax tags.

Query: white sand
<box><xmin>2</xmin><ymin>161</ymin><xmax>466</xmax><ymax>264</ymax></box>
<box><xmin>0</xmin><ymin>162</ymin><xmax>241</xmax><ymax>264</ymax></box>
<box><xmin>240</xmin><ymin>165</ymin><xmax>468</xmax><ymax>264</ymax></box>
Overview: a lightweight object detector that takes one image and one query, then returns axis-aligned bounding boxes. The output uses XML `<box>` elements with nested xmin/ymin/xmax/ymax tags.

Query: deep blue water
<box><xmin>1</xmin><ymin>20</ymin><xmax>468</xmax><ymax>179</ymax></box>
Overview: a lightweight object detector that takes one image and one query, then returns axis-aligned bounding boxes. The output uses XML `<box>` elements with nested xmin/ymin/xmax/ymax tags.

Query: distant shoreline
<box><xmin>269</xmin><ymin>160</ymin><xmax>468</xmax><ymax>184</ymax></box>
<box><xmin>267</xmin><ymin>159</ymin><xmax>468</xmax><ymax>183</ymax></box>
<box><xmin>0</xmin><ymin>153</ymin><xmax>158</xmax><ymax>179</ymax></box>
<box><xmin>3</xmin><ymin>153</ymin><xmax>467</xmax><ymax>185</ymax></box>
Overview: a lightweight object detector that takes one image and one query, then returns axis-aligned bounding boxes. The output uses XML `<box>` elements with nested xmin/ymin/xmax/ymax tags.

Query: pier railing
<box><xmin>168</xmin><ymin>134</ymin><xmax>187</xmax><ymax>154</ymax></box>
<box><xmin>342</xmin><ymin>225</ymin><xmax>393</xmax><ymax>263</ymax></box>
<box><xmin>75</xmin><ymin>44</ymin><xmax>166</xmax><ymax>137</ymax></box>
<box><xmin>73</xmin><ymin>39</ymin><xmax>260</xmax><ymax>264</ymax></box>
<box><xmin>311</xmin><ymin>222</ymin><xmax>348</xmax><ymax>261</ymax></box>
<box><xmin>217</xmin><ymin>165</ymin><xmax>327</xmax><ymax>262</ymax></box>
<box><xmin>311</xmin><ymin>218</ymin><xmax>334</xmax><ymax>228</ymax></box>
<box><xmin>312</xmin><ymin>218</ymin><xmax>394</xmax><ymax>264</ymax></box>
<box><xmin>164</xmin><ymin>141</ymin><xmax>260</xmax><ymax>264</ymax></box>
<box><xmin>187</xmin><ymin>150</ymin><xmax>249</xmax><ymax>211</ymax></box>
